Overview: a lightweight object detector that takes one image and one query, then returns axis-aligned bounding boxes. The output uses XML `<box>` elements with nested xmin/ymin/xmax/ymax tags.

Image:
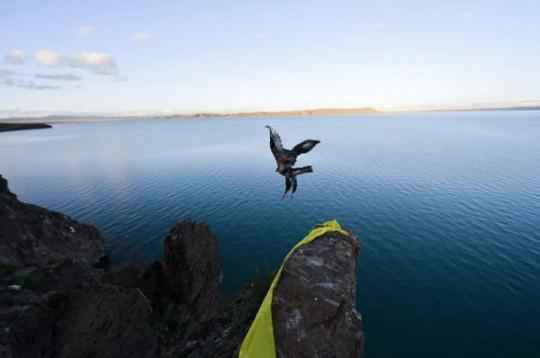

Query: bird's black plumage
<box><xmin>265</xmin><ymin>126</ymin><xmax>319</xmax><ymax>198</ymax></box>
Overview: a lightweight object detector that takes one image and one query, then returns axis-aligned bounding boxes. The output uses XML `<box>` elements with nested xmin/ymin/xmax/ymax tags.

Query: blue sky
<box><xmin>1</xmin><ymin>0</ymin><xmax>539</xmax><ymax>114</ymax></box>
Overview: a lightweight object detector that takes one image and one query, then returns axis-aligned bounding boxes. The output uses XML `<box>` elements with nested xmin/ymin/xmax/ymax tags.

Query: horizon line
<box><xmin>1</xmin><ymin>101</ymin><xmax>540</xmax><ymax>120</ymax></box>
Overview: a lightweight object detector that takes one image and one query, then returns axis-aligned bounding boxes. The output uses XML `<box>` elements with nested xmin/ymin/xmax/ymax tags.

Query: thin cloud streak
<box><xmin>35</xmin><ymin>73</ymin><xmax>82</xmax><ymax>81</ymax></box>
<box><xmin>1</xmin><ymin>78</ymin><xmax>61</xmax><ymax>90</ymax></box>
<box><xmin>1</xmin><ymin>67</ymin><xmax>62</xmax><ymax>90</ymax></box>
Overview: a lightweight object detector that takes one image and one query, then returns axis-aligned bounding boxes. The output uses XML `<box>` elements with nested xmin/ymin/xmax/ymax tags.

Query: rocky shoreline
<box><xmin>0</xmin><ymin>174</ymin><xmax>364</xmax><ymax>358</ymax></box>
<box><xmin>0</xmin><ymin>123</ymin><xmax>52</xmax><ymax>132</ymax></box>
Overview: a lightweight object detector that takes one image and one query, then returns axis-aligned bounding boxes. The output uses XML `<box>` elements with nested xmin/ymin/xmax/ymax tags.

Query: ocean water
<box><xmin>1</xmin><ymin>111</ymin><xmax>539</xmax><ymax>357</ymax></box>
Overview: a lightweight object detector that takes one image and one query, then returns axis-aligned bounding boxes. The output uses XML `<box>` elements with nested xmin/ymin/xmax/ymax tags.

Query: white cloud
<box><xmin>69</xmin><ymin>52</ymin><xmax>119</xmax><ymax>75</ymax></box>
<box><xmin>131</xmin><ymin>32</ymin><xmax>151</xmax><ymax>41</ymax></box>
<box><xmin>33</xmin><ymin>50</ymin><xmax>120</xmax><ymax>76</ymax></box>
<box><xmin>4</xmin><ymin>49</ymin><xmax>25</xmax><ymax>65</ymax></box>
<box><xmin>79</xmin><ymin>25</ymin><xmax>95</xmax><ymax>35</ymax></box>
<box><xmin>34</xmin><ymin>49</ymin><xmax>62</xmax><ymax>65</ymax></box>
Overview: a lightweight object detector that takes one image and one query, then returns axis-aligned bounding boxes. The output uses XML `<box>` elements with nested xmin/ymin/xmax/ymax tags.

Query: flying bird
<box><xmin>265</xmin><ymin>125</ymin><xmax>320</xmax><ymax>198</ymax></box>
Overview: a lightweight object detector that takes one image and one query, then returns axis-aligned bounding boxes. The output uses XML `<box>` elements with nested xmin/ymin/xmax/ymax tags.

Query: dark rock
<box><xmin>272</xmin><ymin>230</ymin><xmax>364</xmax><ymax>358</ymax></box>
<box><xmin>102</xmin><ymin>264</ymin><xmax>146</xmax><ymax>289</ymax></box>
<box><xmin>102</xmin><ymin>262</ymin><xmax>170</xmax><ymax>316</ymax></box>
<box><xmin>32</xmin><ymin>259</ymin><xmax>101</xmax><ymax>291</ymax></box>
<box><xmin>2</xmin><ymin>265</ymin><xmax>158</xmax><ymax>358</ymax></box>
<box><xmin>163</xmin><ymin>221</ymin><xmax>222</xmax><ymax>321</ymax></box>
<box><xmin>101</xmin><ymin>222</ymin><xmax>224</xmax><ymax>356</ymax></box>
<box><xmin>92</xmin><ymin>254</ymin><xmax>111</xmax><ymax>270</ymax></box>
<box><xmin>57</xmin><ymin>285</ymin><xmax>158</xmax><ymax>358</ymax></box>
<box><xmin>163</xmin><ymin>277</ymin><xmax>272</xmax><ymax>358</ymax></box>
<box><xmin>0</xmin><ymin>176</ymin><xmax>14</xmax><ymax>198</ymax></box>
<box><xmin>4</xmin><ymin>290</ymin><xmax>68</xmax><ymax>358</ymax></box>
<box><xmin>0</xmin><ymin>174</ymin><xmax>105</xmax><ymax>268</ymax></box>
<box><xmin>0</xmin><ymin>122</ymin><xmax>52</xmax><ymax>132</ymax></box>
<box><xmin>0</xmin><ymin>262</ymin><xmax>89</xmax><ymax>357</ymax></box>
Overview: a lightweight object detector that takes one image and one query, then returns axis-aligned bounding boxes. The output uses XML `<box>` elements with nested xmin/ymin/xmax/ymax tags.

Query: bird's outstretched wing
<box><xmin>265</xmin><ymin>125</ymin><xmax>284</xmax><ymax>161</ymax></box>
<box><xmin>292</xmin><ymin>140</ymin><xmax>320</xmax><ymax>155</ymax></box>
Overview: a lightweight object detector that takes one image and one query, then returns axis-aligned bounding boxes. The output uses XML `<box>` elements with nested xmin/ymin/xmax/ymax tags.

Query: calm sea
<box><xmin>1</xmin><ymin>111</ymin><xmax>539</xmax><ymax>357</ymax></box>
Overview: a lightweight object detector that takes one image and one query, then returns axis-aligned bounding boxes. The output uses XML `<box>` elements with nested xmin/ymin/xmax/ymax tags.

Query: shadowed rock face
<box><xmin>102</xmin><ymin>221</ymin><xmax>225</xmax><ymax>357</ymax></box>
<box><xmin>0</xmin><ymin>174</ymin><xmax>105</xmax><ymax>268</ymax></box>
<box><xmin>272</xmin><ymin>231</ymin><xmax>364</xmax><ymax>358</ymax></box>
<box><xmin>0</xmin><ymin>176</ymin><xmax>12</xmax><ymax>197</ymax></box>
<box><xmin>1</xmin><ymin>260</ymin><xmax>159</xmax><ymax>358</ymax></box>
<box><xmin>163</xmin><ymin>221</ymin><xmax>222</xmax><ymax>321</ymax></box>
<box><xmin>0</xmin><ymin>175</ymin><xmax>157</xmax><ymax>358</ymax></box>
<box><xmin>57</xmin><ymin>285</ymin><xmax>158</xmax><ymax>358</ymax></box>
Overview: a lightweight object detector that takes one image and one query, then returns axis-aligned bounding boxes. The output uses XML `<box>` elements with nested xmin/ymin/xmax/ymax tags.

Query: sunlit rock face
<box><xmin>273</xmin><ymin>230</ymin><xmax>364</xmax><ymax>358</ymax></box>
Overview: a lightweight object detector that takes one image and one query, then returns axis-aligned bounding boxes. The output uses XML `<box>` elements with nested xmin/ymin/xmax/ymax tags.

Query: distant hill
<box><xmin>166</xmin><ymin>107</ymin><xmax>378</xmax><ymax>118</ymax></box>
<box><xmin>0</xmin><ymin>107</ymin><xmax>378</xmax><ymax>123</ymax></box>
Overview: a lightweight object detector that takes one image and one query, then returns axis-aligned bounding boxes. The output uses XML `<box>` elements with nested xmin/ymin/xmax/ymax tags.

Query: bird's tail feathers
<box><xmin>291</xmin><ymin>166</ymin><xmax>313</xmax><ymax>176</ymax></box>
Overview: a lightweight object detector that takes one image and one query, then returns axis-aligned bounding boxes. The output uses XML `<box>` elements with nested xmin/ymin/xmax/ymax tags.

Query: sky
<box><xmin>1</xmin><ymin>0</ymin><xmax>539</xmax><ymax>115</ymax></box>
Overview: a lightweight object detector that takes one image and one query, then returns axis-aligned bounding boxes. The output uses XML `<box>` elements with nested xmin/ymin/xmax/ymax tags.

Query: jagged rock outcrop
<box><xmin>163</xmin><ymin>221</ymin><xmax>222</xmax><ymax>321</ymax></box>
<box><xmin>0</xmin><ymin>174</ymin><xmax>105</xmax><ymax>268</ymax></box>
<box><xmin>104</xmin><ymin>221</ymin><xmax>225</xmax><ymax>356</ymax></box>
<box><xmin>103</xmin><ymin>221</ymin><xmax>222</xmax><ymax>321</ymax></box>
<box><xmin>272</xmin><ymin>230</ymin><xmax>364</xmax><ymax>358</ymax></box>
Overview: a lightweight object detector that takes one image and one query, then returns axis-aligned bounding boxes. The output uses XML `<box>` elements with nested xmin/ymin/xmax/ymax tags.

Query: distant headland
<box><xmin>0</xmin><ymin>122</ymin><xmax>52</xmax><ymax>132</ymax></box>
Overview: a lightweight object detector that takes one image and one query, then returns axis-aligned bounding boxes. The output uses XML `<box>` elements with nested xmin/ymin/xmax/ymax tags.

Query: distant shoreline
<box><xmin>422</xmin><ymin>106</ymin><xmax>540</xmax><ymax>113</ymax></box>
<box><xmin>0</xmin><ymin>122</ymin><xmax>52</xmax><ymax>132</ymax></box>
<box><xmin>0</xmin><ymin>107</ymin><xmax>378</xmax><ymax>123</ymax></box>
<box><xmin>1</xmin><ymin>105</ymin><xmax>539</xmax><ymax>124</ymax></box>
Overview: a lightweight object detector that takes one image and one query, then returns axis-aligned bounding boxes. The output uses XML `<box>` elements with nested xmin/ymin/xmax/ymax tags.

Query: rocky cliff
<box><xmin>0</xmin><ymin>175</ymin><xmax>104</xmax><ymax>268</ymax></box>
<box><xmin>0</xmin><ymin>174</ymin><xmax>364</xmax><ymax>357</ymax></box>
